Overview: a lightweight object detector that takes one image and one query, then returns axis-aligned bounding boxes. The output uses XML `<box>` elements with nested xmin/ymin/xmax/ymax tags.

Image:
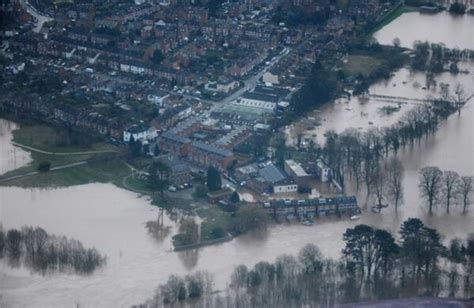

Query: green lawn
<box><xmin>343</xmin><ymin>55</ymin><xmax>385</xmax><ymax>78</ymax></box>
<box><xmin>197</xmin><ymin>206</ymin><xmax>233</xmax><ymax>241</ymax></box>
<box><xmin>2</xmin><ymin>159</ymin><xmax>130</xmax><ymax>188</ymax></box>
<box><xmin>0</xmin><ymin>123</ymin><xmax>127</xmax><ymax>188</ymax></box>
<box><xmin>12</xmin><ymin>124</ymin><xmax>118</xmax><ymax>154</ymax></box>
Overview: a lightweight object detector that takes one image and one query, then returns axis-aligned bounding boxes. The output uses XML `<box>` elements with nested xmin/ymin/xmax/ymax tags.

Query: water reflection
<box><xmin>178</xmin><ymin>249</ymin><xmax>199</xmax><ymax>270</ymax></box>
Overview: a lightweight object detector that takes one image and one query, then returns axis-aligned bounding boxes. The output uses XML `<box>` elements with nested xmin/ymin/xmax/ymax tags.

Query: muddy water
<box><xmin>1</xmin><ymin>86</ymin><xmax>473</xmax><ymax>307</ymax></box>
<box><xmin>373</xmin><ymin>11</ymin><xmax>474</xmax><ymax>50</ymax></box>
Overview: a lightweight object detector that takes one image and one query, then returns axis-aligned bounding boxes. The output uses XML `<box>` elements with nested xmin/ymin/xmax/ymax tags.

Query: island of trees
<box><xmin>0</xmin><ymin>225</ymin><xmax>106</xmax><ymax>274</ymax></box>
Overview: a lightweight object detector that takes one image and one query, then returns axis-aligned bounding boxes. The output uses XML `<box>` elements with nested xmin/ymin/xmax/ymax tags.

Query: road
<box><xmin>18</xmin><ymin>0</ymin><xmax>52</xmax><ymax>33</ymax></box>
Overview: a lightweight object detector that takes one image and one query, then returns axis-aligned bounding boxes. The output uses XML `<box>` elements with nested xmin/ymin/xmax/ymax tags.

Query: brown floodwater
<box><xmin>373</xmin><ymin>11</ymin><xmax>474</xmax><ymax>50</ymax></box>
<box><xmin>1</xmin><ymin>12</ymin><xmax>474</xmax><ymax>307</ymax></box>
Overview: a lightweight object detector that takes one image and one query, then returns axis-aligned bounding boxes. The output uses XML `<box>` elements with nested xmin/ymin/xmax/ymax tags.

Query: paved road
<box><xmin>11</xmin><ymin>142</ymin><xmax>118</xmax><ymax>156</ymax></box>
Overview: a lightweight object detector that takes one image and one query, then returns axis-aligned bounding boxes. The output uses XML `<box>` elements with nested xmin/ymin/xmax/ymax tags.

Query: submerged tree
<box><xmin>442</xmin><ymin>171</ymin><xmax>460</xmax><ymax>213</ymax></box>
<box><xmin>419</xmin><ymin>167</ymin><xmax>443</xmax><ymax>213</ymax></box>
<box><xmin>386</xmin><ymin>158</ymin><xmax>404</xmax><ymax>209</ymax></box>
<box><xmin>459</xmin><ymin>176</ymin><xmax>473</xmax><ymax>213</ymax></box>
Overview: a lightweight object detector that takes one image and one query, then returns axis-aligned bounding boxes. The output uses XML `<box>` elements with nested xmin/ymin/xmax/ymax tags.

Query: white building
<box><xmin>123</xmin><ymin>125</ymin><xmax>149</xmax><ymax>143</ymax></box>
<box><xmin>317</xmin><ymin>160</ymin><xmax>331</xmax><ymax>182</ymax></box>
<box><xmin>205</xmin><ymin>79</ymin><xmax>239</xmax><ymax>93</ymax></box>
<box><xmin>235</xmin><ymin>92</ymin><xmax>278</xmax><ymax>111</ymax></box>
<box><xmin>273</xmin><ymin>179</ymin><xmax>298</xmax><ymax>194</ymax></box>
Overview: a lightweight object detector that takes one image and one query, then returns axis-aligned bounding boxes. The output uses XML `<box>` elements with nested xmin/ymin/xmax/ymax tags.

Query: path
<box><xmin>11</xmin><ymin>141</ymin><xmax>118</xmax><ymax>156</ymax></box>
<box><xmin>0</xmin><ymin>161</ymin><xmax>88</xmax><ymax>183</ymax></box>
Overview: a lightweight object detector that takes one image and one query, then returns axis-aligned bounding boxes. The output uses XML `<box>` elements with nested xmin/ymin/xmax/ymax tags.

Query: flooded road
<box><xmin>373</xmin><ymin>11</ymin><xmax>474</xmax><ymax>50</ymax></box>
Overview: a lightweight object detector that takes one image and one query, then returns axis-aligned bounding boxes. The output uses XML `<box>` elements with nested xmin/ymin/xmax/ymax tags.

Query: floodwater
<box><xmin>373</xmin><ymin>11</ymin><xmax>474</xmax><ymax>50</ymax></box>
<box><xmin>286</xmin><ymin>62</ymin><xmax>474</xmax><ymax>145</ymax></box>
<box><xmin>0</xmin><ymin>120</ymin><xmax>31</xmax><ymax>175</ymax></box>
<box><xmin>1</xmin><ymin>13</ymin><xmax>474</xmax><ymax>308</ymax></box>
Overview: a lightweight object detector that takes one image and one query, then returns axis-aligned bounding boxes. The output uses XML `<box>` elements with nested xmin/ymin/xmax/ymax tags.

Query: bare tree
<box><xmin>419</xmin><ymin>167</ymin><xmax>443</xmax><ymax>213</ymax></box>
<box><xmin>371</xmin><ymin>165</ymin><xmax>386</xmax><ymax>213</ymax></box>
<box><xmin>442</xmin><ymin>171</ymin><xmax>460</xmax><ymax>213</ymax></box>
<box><xmin>453</xmin><ymin>83</ymin><xmax>466</xmax><ymax>115</ymax></box>
<box><xmin>458</xmin><ymin>176</ymin><xmax>473</xmax><ymax>213</ymax></box>
<box><xmin>387</xmin><ymin>158</ymin><xmax>404</xmax><ymax>210</ymax></box>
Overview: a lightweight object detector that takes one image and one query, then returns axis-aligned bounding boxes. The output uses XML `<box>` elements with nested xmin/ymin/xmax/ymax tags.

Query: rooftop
<box><xmin>259</xmin><ymin>164</ymin><xmax>286</xmax><ymax>183</ymax></box>
<box><xmin>191</xmin><ymin>141</ymin><xmax>233</xmax><ymax>158</ymax></box>
<box><xmin>285</xmin><ymin>159</ymin><xmax>309</xmax><ymax>177</ymax></box>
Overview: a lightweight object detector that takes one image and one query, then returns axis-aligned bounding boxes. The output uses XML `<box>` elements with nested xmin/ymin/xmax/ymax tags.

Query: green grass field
<box><xmin>197</xmin><ymin>206</ymin><xmax>232</xmax><ymax>241</ymax></box>
<box><xmin>1</xmin><ymin>123</ymin><xmax>127</xmax><ymax>188</ymax></box>
<box><xmin>342</xmin><ymin>55</ymin><xmax>385</xmax><ymax>78</ymax></box>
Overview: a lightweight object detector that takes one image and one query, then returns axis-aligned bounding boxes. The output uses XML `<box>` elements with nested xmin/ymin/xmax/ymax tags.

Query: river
<box><xmin>1</xmin><ymin>11</ymin><xmax>474</xmax><ymax>308</ymax></box>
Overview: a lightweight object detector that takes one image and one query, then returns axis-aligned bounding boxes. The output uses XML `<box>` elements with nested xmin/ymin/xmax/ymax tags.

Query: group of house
<box><xmin>261</xmin><ymin>195</ymin><xmax>359</xmax><ymax>218</ymax></box>
<box><xmin>235</xmin><ymin>158</ymin><xmax>331</xmax><ymax>195</ymax></box>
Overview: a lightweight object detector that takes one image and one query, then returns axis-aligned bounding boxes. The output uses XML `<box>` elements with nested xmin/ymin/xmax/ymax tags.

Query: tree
<box><xmin>449</xmin><ymin>2</ymin><xmax>466</xmax><ymax>14</ymax></box>
<box><xmin>230</xmin><ymin>191</ymin><xmax>240</xmax><ymax>203</ymax></box>
<box><xmin>371</xmin><ymin>165</ymin><xmax>386</xmax><ymax>212</ymax></box>
<box><xmin>274</xmin><ymin>136</ymin><xmax>286</xmax><ymax>167</ymax></box>
<box><xmin>343</xmin><ymin>225</ymin><xmax>398</xmax><ymax>280</ymax></box>
<box><xmin>392</xmin><ymin>37</ymin><xmax>401</xmax><ymax>48</ymax></box>
<box><xmin>206</xmin><ymin>166</ymin><xmax>222</xmax><ymax>192</ymax></box>
<box><xmin>37</xmin><ymin>161</ymin><xmax>51</xmax><ymax>172</ymax></box>
<box><xmin>0</xmin><ymin>226</ymin><xmax>5</xmax><ymax>258</ymax></box>
<box><xmin>442</xmin><ymin>171</ymin><xmax>459</xmax><ymax>213</ymax></box>
<box><xmin>128</xmin><ymin>135</ymin><xmax>141</xmax><ymax>158</ymax></box>
<box><xmin>290</xmin><ymin>61</ymin><xmax>337</xmax><ymax>114</ymax></box>
<box><xmin>399</xmin><ymin>218</ymin><xmax>446</xmax><ymax>291</ymax></box>
<box><xmin>153</xmin><ymin>144</ymin><xmax>160</xmax><ymax>156</ymax></box>
<box><xmin>233</xmin><ymin>205</ymin><xmax>268</xmax><ymax>234</ymax></box>
<box><xmin>173</xmin><ymin>219</ymin><xmax>199</xmax><ymax>247</ymax></box>
<box><xmin>419</xmin><ymin>167</ymin><xmax>443</xmax><ymax>213</ymax></box>
<box><xmin>160</xmin><ymin>275</ymin><xmax>187</xmax><ymax>304</ymax></box>
<box><xmin>387</xmin><ymin>158</ymin><xmax>404</xmax><ymax>209</ymax></box>
<box><xmin>459</xmin><ymin>176</ymin><xmax>473</xmax><ymax>213</ymax></box>
<box><xmin>151</xmin><ymin>49</ymin><xmax>164</xmax><ymax>65</ymax></box>
<box><xmin>6</xmin><ymin>229</ymin><xmax>22</xmax><ymax>261</ymax></box>
<box><xmin>298</xmin><ymin>244</ymin><xmax>323</xmax><ymax>275</ymax></box>
<box><xmin>147</xmin><ymin>161</ymin><xmax>170</xmax><ymax>198</ymax></box>
<box><xmin>193</xmin><ymin>184</ymin><xmax>209</xmax><ymax>199</ymax></box>
<box><xmin>453</xmin><ymin>83</ymin><xmax>466</xmax><ymax>115</ymax></box>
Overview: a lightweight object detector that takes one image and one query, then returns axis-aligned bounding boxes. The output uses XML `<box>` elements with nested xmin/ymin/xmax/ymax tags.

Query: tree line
<box><xmin>0</xmin><ymin>225</ymin><xmax>106</xmax><ymax>274</ymax></box>
<box><xmin>419</xmin><ymin>167</ymin><xmax>473</xmax><ymax>214</ymax></box>
<box><xmin>320</xmin><ymin>87</ymin><xmax>466</xmax><ymax>199</ymax></box>
<box><xmin>143</xmin><ymin>218</ymin><xmax>474</xmax><ymax>307</ymax></box>
<box><xmin>411</xmin><ymin>41</ymin><xmax>474</xmax><ymax>74</ymax></box>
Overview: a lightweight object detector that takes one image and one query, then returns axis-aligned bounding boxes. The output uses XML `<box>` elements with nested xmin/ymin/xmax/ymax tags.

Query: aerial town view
<box><xmin>0</xmin><ymin>0</ymin><xmax>473</xmax><ymax>306</ymax></box>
